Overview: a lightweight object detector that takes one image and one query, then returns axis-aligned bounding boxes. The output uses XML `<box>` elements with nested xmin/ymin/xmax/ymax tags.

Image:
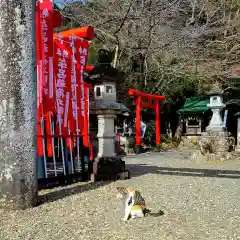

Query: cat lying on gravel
<box><xmin>116</xmin><ymin>187</ymin><xmax>164</xmax><ymax>221</ymax></box>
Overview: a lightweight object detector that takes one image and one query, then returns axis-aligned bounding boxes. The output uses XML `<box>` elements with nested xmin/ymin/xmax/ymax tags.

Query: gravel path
<box><xmin>1</xmin><ymin>149</ymin><xmax>240</xmax><ymax>240</ymax></box>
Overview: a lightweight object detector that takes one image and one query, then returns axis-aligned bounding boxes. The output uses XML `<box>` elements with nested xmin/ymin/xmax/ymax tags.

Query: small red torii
<box><xmin>128</xmin><ymin>89</ymin><xmax>165</xmax><ymax>152</ymax></box>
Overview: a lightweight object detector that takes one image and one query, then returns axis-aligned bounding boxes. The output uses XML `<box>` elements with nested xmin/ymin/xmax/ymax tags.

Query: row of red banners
<box><xmin>36</xmin><ymin>0</ymin><xmax>91</xmax><ymax>157</ymax></box>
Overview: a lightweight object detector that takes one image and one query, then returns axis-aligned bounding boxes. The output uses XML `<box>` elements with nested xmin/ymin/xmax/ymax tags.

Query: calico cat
<box><xmin>116</xmin><ymin>187</ymin><xmax>164</xmax><ymax>221</ymax></box>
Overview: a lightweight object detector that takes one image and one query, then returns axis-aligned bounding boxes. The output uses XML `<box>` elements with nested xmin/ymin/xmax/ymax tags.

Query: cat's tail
<box><xmin>144</xmin><ymin>208</ymin><xmax>164</xmax><ymax>217</ymax></box>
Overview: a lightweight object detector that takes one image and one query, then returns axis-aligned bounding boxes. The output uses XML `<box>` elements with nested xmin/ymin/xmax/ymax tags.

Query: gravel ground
<box><xmin>1</xmin><ymin>149</ymin><xmax>240</xmax><ymax>240</ymax></box>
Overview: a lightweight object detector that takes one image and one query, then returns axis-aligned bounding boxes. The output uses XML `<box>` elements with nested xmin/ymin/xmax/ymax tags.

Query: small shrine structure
<box><xmin>177</xmin><ymin>96</ymin><xmax>210</xmax><ymax>138</ymax></box>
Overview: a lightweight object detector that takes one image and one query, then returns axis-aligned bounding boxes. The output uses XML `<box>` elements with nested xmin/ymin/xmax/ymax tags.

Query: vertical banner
<box><xmin>54</xmin><ymin>38</ymin><xmax>72</xmax><ymax>136</ymax></box>
<box><xmin>69</xmin><ymin>36</ymin><xmax>78</xmax><ymax>134</ymax></box>
<box><xmin>36</xmin><ymin>0</ymin><xmax>44</xmax><ymax>157</ymax></box>
<box><xmin>39</xmin><ymin>0</ymin><xmax>55</xmax><ymax>114</ymax></box>
<box><xmin>84</xmin><ymin>84</ymin><xmax>91</xmax><ymax>148</ymax></box>
<box><xmin>45</xmin><ymin>112</ymin><xmax>53</xmax><ymax>157</ymax></box>
<box><xmin>75</xmin><ymin>39</ymin><xmax>89</xmax><ymax>135</ymax></box>
<box><xmin>36</xmin><ymin>0</ymin><xmax>43</xmax><ymax>109</ymax></box>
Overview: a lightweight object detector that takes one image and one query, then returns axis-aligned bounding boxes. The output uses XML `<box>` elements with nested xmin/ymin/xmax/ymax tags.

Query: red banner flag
<box><xmin>36</xmin><ymin>0</ymin><xmax>43</xmax><ymax>109</ymax></box>
<box><xmin>39</xmin><ymin>0</ymin><xmax>55</xmax><ymax>114</ymax></box>
<box><xmin>54</xmin><ymin>38</ymin><xmax>72</xmax><ymax>137</ymax></box>
<box><xmin>36</xmin><ymin>0</ymin><xmax>44</xmax><ymax>157</ymax></box>
<box><xmin>75</xmin><ymin>38</ymin><xmax>89</xmax><ymax>135</ymax></box>
<box><xmin>68</xmin><ymin>36</ymin><xmax>78</xmax><ymax>134</ymax></box>
<box><xmin>45</xmin><ymin>112</ymin><xmax>54</xmax><ymax>157</ymax></box>
<box><xmin>83</xmin><ymin>85</ymin><xmax>89</xmax><ymax>147</ymax></box>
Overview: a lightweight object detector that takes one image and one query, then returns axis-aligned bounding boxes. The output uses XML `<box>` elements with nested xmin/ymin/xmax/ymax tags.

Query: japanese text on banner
<box><xmin>39</xmin><ymin>0</ymin><xmax>54</xmax><ymax>113</ymax></box>
<box><xmin>76</xmin><ymin>39</ymin><xmax>89</xmax><ymax>133</ymax></box>
<box><xmin>54</xmin><ymin>39</ymin><xmax>72</xmax><ymax>136</ymax></box>
<box><xmin>69</xmin><ymin>36</ymin><xmax>78</xmax><ymax>133</ymax></box>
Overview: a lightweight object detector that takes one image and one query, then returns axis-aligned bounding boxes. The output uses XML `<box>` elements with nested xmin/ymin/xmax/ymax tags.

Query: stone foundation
<box><xmin>90</xmin><ymin>156</ymin><xmax>130</xmax><ymax>181</ymax></box>
<box><xmin>192</xmin><ymin>131</ymin><xmax>235</xmax><ymax>162</ymax></box>
<box><xmin>199</xmin><ymin>132</ymin><xmax>235</xmax><ymax>154</ymax></box>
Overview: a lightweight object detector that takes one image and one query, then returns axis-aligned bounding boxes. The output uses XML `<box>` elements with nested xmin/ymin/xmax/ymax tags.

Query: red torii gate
<box><xmin>128</xmin><ymin>89</ymin><xmax>165</xmax><ymax>153</ymax></box>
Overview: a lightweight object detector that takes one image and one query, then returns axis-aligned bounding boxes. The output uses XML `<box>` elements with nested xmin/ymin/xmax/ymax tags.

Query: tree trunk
<box><xmin>0</xmin><ymin>0</ymin><xmax>37</xmax><ymax>209</ymax></box>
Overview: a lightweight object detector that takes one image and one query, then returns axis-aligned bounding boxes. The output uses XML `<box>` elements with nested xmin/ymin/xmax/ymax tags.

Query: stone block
<box><xmin>117</xmin><ymin>170</ymin><xmax>131</xmax><ymax>180</ymax></box>
<box><xmin>90</xmin><ymin>156</ymin><xmax>128</xmax><ymax>181</ymax></box>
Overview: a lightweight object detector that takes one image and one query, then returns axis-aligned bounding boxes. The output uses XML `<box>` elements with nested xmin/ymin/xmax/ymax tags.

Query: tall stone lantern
<box><xmin>205</xmin><ymin>91</ymin><xmax>226</xmax><ymax>133</ymax></box>
<box><xmin>89</xmin><ymin>67</ymin><xmax>129</xmax><ymax>181</ymax></box>
<box><xmin>197</xmin><ymin>83</ymin><xmax>235</xmax><ymax>160</ymax></box>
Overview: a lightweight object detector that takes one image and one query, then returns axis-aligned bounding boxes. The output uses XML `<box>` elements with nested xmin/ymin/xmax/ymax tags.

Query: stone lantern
<box><xmin>89</xmin><ymin>67</ymin><xmax>130</xmax><ymax>181</ymax></box>
<box><xmin>206</xmin><ymin>91</ymin><xmax>226</xmax><ymax>132</ymax></box>
<box><xmin>196</xmin><ymin>83</ymin><xmax>235</xmax><ymax>161</ymax></box>
<box><xmin>93</xmin><ymin>78</ymin><xmax>119</xmax><ymax>158</ymax></box>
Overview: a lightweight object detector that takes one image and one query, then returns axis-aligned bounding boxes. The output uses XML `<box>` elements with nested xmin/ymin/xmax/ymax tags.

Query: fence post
<box><xmin>0</xmin><ymin>0</ymin><xmax>38</xmax><ymax>209</ymax></box>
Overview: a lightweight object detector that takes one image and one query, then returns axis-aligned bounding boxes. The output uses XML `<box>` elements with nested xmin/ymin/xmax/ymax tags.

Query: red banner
<box><xmin>39</xmin><ymin>0</ymin><xmax>55</xmax><ymax>114</ymax></box>
<box><xmin>36</xmin><ymin>0</ymin><xmax>42</xmax><ymax>109</ymax></box>
<box><xmin>36</xmin><ymin>0</ymin><xmax>44</xmax><ymax>157</ymax></box>
<box><xmin>83</xmin><ymin>85</ymin><xmax>89</xmax><ymax>147</ymax></box>
<box><xmin>54</xmin><ymin>38</ymin><xmax>72</xmax><ymax>136</ymax></box>
<box><xmin>45</xmin><ymin>112</ymin><xmax>54</xmax><ymax>157</ymax></box>
<box><xmin>53</xmin><ymin>36</ymin><xmax>90</xmax><ymax>139</ymax></box>
<box><xmin>68</xmin><ymin>36</ymin><xmax>78</xmax><ymax>134</ymax></box>
<box><xmin>76</xmin><ymin>39</ymin><xmax>89</xmax><ymax>135</ymax></box>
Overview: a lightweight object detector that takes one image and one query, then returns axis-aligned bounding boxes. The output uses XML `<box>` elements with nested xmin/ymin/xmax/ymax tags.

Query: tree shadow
<box><xmin>37</xmin><ymin>181</ymin><xmax>110</xmax><ymax>206</ymax></box>
<box><xmin>126</xmin><ymin>164</ymin><xmax>240</xmax><ymax>179</ymax></box>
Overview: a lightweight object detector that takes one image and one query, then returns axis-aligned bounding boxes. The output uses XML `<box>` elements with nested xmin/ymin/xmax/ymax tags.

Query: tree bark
<box><xmin>0</xmin><ymin>0</ymin><xmax>37</xmax><ymax>209</ymax></box>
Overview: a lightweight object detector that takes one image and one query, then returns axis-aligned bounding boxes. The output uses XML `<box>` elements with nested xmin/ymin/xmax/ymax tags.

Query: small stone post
<box><xmin>0</xmin><ymin>0</ymin><xmax>38</xmax><ymax>209</ymax></box>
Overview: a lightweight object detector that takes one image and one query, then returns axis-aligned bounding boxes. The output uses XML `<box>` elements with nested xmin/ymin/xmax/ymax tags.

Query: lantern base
<box><xmin>90</xmin><ymin>156</ymin><xmax>130</xmax><ymax>182</ymax></box>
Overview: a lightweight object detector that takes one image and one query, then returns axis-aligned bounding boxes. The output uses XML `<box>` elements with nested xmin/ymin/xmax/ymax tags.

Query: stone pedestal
<box><xmin>90</xmin><ymin>108</ymin><xmax>130</xmax><ymax>181</ymax></box>
<box><xmin>199</xmin><ymin>131</ymin><xmax>234</xmax><ymax>154</ymax></box>
<box><xmin>91</xmin><ymin>156</ymin><xmax>128</xmax><ymax>181</ymax></box>
<box><xmin>97</xmin><ymin>113</ymin><xmax>116</xmax><ymax>158</ymax></box>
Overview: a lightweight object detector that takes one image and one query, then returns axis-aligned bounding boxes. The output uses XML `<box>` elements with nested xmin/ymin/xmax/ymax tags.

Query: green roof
<box><xmin>177</xmin><ymin>96</ymin><xmax>210</xmax><ymax>115</ymax></box>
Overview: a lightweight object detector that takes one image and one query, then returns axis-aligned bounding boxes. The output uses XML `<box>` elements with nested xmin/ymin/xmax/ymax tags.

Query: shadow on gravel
<box><xmin>37</xmin><ymin>181</ymin><xmax>109</xmax><ymax>206</ymax></box>
<box><xmin>127</xmin><ymin>164</ymin><xmax>240</xmax><ymax>179</ymax></box>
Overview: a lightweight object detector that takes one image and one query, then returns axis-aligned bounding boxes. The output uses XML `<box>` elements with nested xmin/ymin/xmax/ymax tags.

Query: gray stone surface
<box><xmin>97</xmin><ymin>112</ymin><xmax>117</xmax><ymax>158</ymax></box>
<box><xmin>206</xmin><ymin>94</ymin><xmax>226</xmax><ymax>132</ymax></box>
<box><xmin>0</xmin><ymin>0</ymin><xmax>37</xmax><ymax>209</ymax></box>
<box><xmin>199</xmin><ymin>132</ymin><xmax>235</xmax><ymax>156</ymax></box>
<box><xmin>0</xmin><ymin>149</ymin><xmax>240</xmax><ymax>239</ymax></box>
